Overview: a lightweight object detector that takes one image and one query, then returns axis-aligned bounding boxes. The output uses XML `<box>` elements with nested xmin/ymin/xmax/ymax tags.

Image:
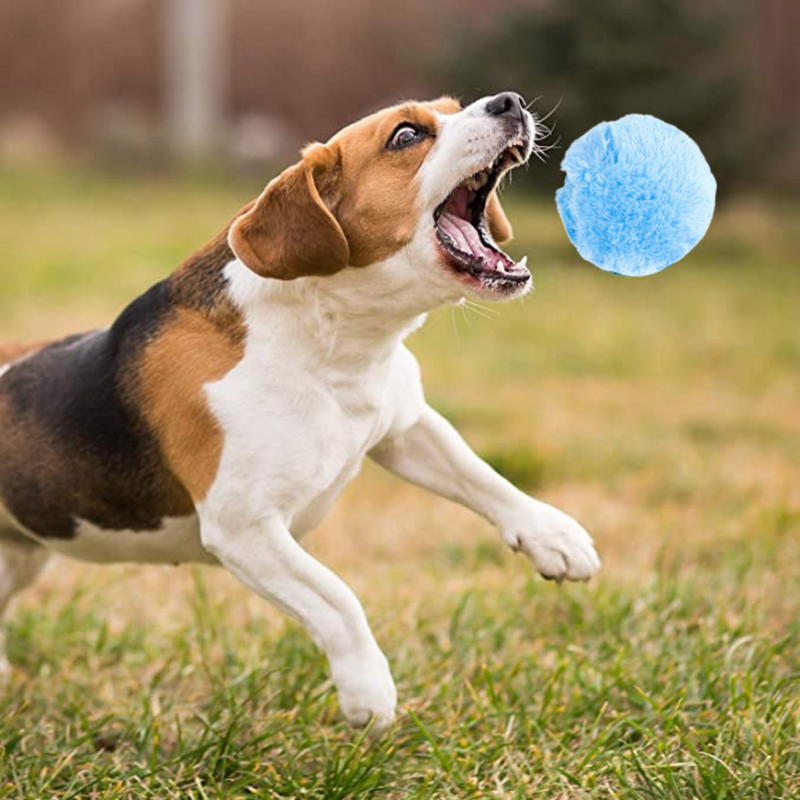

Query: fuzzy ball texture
<box><xmin>556</xmin><ymin>114</ymin><xmax>716</xmax><ymax>277</ymax></box>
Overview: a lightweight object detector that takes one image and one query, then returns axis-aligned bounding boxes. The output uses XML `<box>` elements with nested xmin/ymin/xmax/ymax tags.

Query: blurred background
<box><xmin>0</xmin><ymin>3</ymin><xmax>798</xmax><ymax>792</ymax></box>
<box><xmin>0</xmin><ymin>0</ymin><xmax>798</xmax><ymax>195</ymax></box>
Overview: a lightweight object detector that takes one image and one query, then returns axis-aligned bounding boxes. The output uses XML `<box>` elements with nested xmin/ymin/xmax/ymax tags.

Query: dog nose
<box><xmin>485</xmin><ymin>92</ymin><xmax>526</xmax><ymax>121</ymax></box>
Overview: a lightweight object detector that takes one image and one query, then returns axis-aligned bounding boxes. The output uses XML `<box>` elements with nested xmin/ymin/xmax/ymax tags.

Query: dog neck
<box><xmin>224</xmin><ymin>257</ymin><xmax>437</xmax><ymax>369</ymax></box>
<box><xmin>170</xmin><ymin>228</ymin><xmax>459</xmax><ymax>370</ymax></box>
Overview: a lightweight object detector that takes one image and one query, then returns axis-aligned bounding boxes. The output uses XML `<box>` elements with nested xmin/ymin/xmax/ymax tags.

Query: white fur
<box><xmin>47</xmin><ymin>516</ymin><xmax>212</xmax><ymax>565</ymax></box>
<box><xmin>1</xmin><ymin>97</ymin><xmax>600</xmax><ymax>736</ymax></box>
<box><xmin>0</xmin><ymin>502</ymin><xmax>212</xmax><ymax>566</ymax></box>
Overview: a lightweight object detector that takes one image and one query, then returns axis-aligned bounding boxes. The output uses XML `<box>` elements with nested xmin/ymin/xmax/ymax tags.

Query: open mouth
<box><xmin>434</xmin><ymin>140</ymin><xmax>531</xmax><ymax>294</ymax></box>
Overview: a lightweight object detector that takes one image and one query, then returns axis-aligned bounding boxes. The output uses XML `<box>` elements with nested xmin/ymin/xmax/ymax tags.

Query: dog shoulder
<box><xmin>136</xmin><ymin>302</ymin><xmax>245</xmax><ymax>503</ymax></box>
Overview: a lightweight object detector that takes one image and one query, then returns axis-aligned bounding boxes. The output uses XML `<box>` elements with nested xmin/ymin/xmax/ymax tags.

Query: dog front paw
<box><xmin>502</xmin><ymin>500</ymin><xmax>601</xmax><ymax>582</ymax></box>
<box><xmin>331</xmin><ymin>648</ymin><xmax>397</xmax><ymax>739</ymax></box>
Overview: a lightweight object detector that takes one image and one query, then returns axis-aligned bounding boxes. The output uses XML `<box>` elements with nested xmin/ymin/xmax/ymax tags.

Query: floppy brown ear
<box><xmin>229</xmin><ymin>148</ymin><xmax>350</xmax><ymax>280</ymax></box>
<box><xmin>486</xmin><ymin>191</ymin><xmax>513</xmax><ymax>244</ymax></box>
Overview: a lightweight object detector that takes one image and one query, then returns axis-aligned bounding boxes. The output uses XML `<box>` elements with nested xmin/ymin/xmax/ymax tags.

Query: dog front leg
<box><xmin>199</xmin><ymin>512</ymin><xmax>396</xmax><ymax>737</ymax></box>
<box><xmin>370</xmin><ymin>405</ymin><xmax>601</xmax><ymax>582</ymax></box>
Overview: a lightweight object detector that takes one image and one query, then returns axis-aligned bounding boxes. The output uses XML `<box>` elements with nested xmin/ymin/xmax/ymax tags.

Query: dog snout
<box><xmin>485</xmin><ymin>92</ymin><xmax>526</xmax><ymax>122</ymax></box>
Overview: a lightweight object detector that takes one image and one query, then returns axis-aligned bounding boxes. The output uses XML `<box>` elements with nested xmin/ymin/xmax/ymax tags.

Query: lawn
<box><xmin>0</xmin><ymin>166</ymin><xmax>798</xmax><ymax>798</ymax></box>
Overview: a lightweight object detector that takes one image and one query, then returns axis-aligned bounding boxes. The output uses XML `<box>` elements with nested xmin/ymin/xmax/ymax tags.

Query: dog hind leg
<box><xmin>0</xmin><ymin>534</ymin><xmax>50</xmax><ymax>680</ymax></box>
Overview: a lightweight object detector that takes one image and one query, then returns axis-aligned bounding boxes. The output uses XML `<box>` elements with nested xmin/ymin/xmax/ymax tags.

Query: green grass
<box><xmin>0</xmin><ymin>166</ymin><xmax>798</xmax><ymax>797</ymax></box>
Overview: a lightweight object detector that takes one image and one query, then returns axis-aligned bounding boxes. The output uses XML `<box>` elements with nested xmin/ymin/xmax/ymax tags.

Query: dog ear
<box><xmin>486</xmin><ymin>191</ymin><xmax>513</xmax><ymax>244</ymax></box>
<box><xmin>229</xmin><ymin>145</ymin><xmax>350</xmax><ymax>280</ymax></box>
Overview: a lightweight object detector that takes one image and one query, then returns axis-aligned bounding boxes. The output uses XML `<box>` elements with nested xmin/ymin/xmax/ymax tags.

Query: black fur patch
<box><xmin>0</xmin><ymin>226</ymin><xmax>242</xmax><ymax>541</ymax></box>
<box><xmin>0</xmin><ymin>281</ymin><xmax>194</xmax><ymax>539</ymax></box>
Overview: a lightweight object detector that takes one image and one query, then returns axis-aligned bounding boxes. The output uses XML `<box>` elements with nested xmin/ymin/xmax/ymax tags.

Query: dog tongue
<box><xmin>438</xmin><ymin>213</ymin><xmax>489</xmax><ymax>259</ymax></box>
<box><xmin>437</xmin><ymin>185</ymin><xmax>517</xmax><ymax>269</ymax></box>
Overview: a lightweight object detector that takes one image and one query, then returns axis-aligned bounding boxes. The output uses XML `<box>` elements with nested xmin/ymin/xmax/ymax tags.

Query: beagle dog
<box><xmin>0</xmin><ymin>92</ymin><xmax>600</xmax><ymax>736</ymax></box>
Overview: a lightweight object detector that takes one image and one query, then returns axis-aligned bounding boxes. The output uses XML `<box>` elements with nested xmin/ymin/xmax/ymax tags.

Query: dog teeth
<box><xmin>496</xmin><ymin>261</ymin><xmax>506</xmax><ymax>273</ymax></box>
<box><xmin>463</xmin><ymin>170</ymin><xmax>491</xmax><ymax>192</ymax></box>
<box><xmin>509</xmin><ymin>145</ymin><xmax>524</xmax><ymax>164</ymax></box>
<box><xmin>519</xmin><ymin>255</ymin><xmax>528</xmax><ymax>268</ymax></box>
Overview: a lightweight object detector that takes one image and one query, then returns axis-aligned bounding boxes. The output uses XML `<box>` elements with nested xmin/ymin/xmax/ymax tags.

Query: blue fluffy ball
<box><xmin>556</xmin><ymin>114</ymin><xmax>716</xmax><ymax>277</ymax></box>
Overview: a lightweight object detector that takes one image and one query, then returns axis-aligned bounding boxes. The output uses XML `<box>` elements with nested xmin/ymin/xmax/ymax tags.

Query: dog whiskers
<box><xmin>449</xmin><ymin>306</ymin><xmax>462</xmax><ymax>340</ymax></box>
<box><xmin>536</xmin><ymin>97</ymin><xmax>562</xmax><ymax>125</ymax></box>
<box><xmin>463</xmin><ymin>298</ymin><xmax>499</xmax><ymax>318</ymax></box>
<box><xmin>525</xmin><ymin>95</ymin><xmax>544</xmax><ymax>112</ymax></box>
<box><xmin>536</xmin><ymin>120</ymin><xmax>555</xmax><ymax>139</ymax></box>
<box><xmin>459</xmin><ymin>303</ymin><xmax>475</xmax><ymax>327</ymax></box>
<box><xmin>536</xmin><ymin>139</ymin><xmax>562</xmax><ymax>152</ymax></box>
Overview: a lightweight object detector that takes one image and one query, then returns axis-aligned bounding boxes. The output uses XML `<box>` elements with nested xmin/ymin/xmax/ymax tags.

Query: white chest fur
<box><xmin>199</xmin><ymin>260</ymin><xmax>430</xmax><ymax>535</ymax></box>
<box><xmin>203</xmin><ymin>325</ymin><xmax>424</xmax><ymax>535</ymax></box>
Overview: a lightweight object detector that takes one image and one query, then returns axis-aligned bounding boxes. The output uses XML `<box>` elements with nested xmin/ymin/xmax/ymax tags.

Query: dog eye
<box><xmin>387</xmin><ymin>124</ymin><xmax>423</xmax><ymax>150</ymax></box>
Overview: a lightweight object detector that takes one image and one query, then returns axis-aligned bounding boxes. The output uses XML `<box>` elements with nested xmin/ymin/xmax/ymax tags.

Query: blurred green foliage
<box><xmin>437</xmin><ymin>0</ymin><xmax>791</xmax><ymax>199</ymax></box>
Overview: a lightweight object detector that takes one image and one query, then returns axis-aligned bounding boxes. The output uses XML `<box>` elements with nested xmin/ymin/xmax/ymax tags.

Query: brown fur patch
<box><xmin>143</xmin><ymin>221</ymin><xmax>247</xmax><ymax>502</ymax></box>
<box><xmin>230</xmin><ymin>97</ymin><xmax>464</xmax><ymax>278</ymax></box>
<box><xmin>170</xmin><ymin>222</ymin><xmax>248</xmax><ymax>338</ymax></box>
<box><xmin>229</xmin><ymin>161</ymin><xmax>350</xmax><ymax>280</ymax></box>
<box><xmin>325</xmin><ymin>99</ymin><xmax>459</xmax><ymax>267</ymax></box>
<box><xmin>138</xmin><ymin>308</ymin><xmax>245</xmax><ymax>503</ymax></box>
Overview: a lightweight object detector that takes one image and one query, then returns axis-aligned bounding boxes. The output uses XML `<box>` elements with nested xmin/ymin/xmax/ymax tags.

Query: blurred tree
<box><xmin>437</xmin><ymin>0</ymin><xmax>787</xmax><ymax>198</ymax></box>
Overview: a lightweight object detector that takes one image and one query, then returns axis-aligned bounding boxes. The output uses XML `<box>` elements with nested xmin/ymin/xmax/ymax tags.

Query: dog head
<box><xmin>229</xmin><ymin>93</ymin><xmax>534</xmax><ymax>302</ymax></box>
